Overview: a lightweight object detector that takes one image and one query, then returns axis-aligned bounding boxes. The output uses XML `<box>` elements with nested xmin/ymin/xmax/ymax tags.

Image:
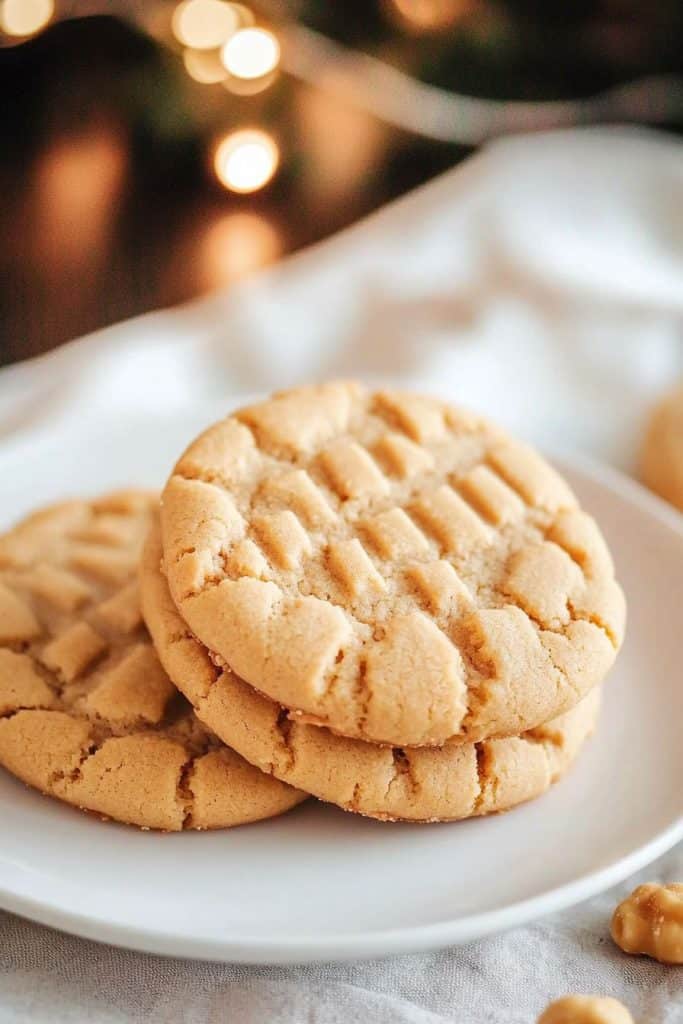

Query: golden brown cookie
<box><xmin>641</xmin><ymin>383</ymin><xmax>683</xmax><ymax>512</ymax></box>
<box><xmin>0</xmin><ymin>493</ymin><xmax>306</xmax><ymax>831</ymax></box>
<box><xmin>160</xmin><ymin>382</ymin><xmax>624</xmax><ymax>747</ymax></box>
<box><xmin>142</xmin><ymin>521</ymin><xmax>601</xmax><ymax>823</ymax></box>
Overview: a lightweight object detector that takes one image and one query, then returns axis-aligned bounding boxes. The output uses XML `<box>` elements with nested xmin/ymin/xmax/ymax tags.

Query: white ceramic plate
<box><xmin>0</xmin><ymin>408</ymin><xmax>681</xmax><ymax>964</ymax></box>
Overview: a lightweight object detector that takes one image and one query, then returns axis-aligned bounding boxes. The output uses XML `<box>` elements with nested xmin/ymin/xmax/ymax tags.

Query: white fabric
<box><xmin>1</xmin><ymin>852</ymin><xmax>681</xmax><ymax>1023</ymax></box>
<box><xmin>0</xmin><ymin>126</ymin><xmax>682</xmax><ymax>1021</ymax></box>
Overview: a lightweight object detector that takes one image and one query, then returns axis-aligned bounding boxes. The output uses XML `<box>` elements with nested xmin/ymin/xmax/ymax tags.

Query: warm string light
<box><xmin>221</xmin><ymin>27</ymin><xmax>280</xmax><ymax>80</ymax></box>
<box><xmin>183</xmin><ymin>47</ymin><xmax>227</xmax><ymax>84</ymax></box>
<box><xmin>1</xmin><ymin>0</ymin><xmax>286</xmax><ymax>196</ymax></box>
<box><xmin>199</xmin><ymin>211</ymin><xmax>282</xmax><ymax>289</ymax></box>
<box><xmin>228</xmin><ymin>4</ymin><xmax>255</xmax><ymax>30</ymax></box>
<box><xmin>33</xmin><ymin>122</ymin><xmax>128</xmax><ymax>273</ymax></box>
<box><xmin>169</xmin><ymin>1</ymin><xmax>283</xmax><ymax>192</ymax></box>
<box><xmin>222</xmin><ymin>72</ymin><xmax>276</xmax><ymax>96</ymax></box>
<box><xmin>0</xmin><ymin>0</ymin><xmax>53</xmax><ymax>37</ymax></box>
<box><xmin>172</xmin><ymin>0</ymin><xmax>238</xmax><ymax>49</ymax></box>
<box><xmin>171</xmin><ymin>0</ymin><xmax>257</xmax><ymax>63</ymax></box>
<box><xmin>2</xmin><ymin>0</ymin><xmax>681</xmax><ymax>147</ymax></box>
<box><xmin>388</xmin><ymin>0</ymin><xmax>471</xmax><ymax>33</ymax></box>
<box><xmin>213</xmin><ymin>129</ymin><xmax>279</xmax><ymax>193</ymax></box>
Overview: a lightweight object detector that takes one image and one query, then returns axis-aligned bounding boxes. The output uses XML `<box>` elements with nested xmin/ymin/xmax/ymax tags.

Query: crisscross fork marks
<box><xmin>162</xmin><ymin>383</ymin><xmax>623</xmax><ymax>746</ymax></box>
<box><xmin>143</xmin><ymin>516</ymin><xmax>603</xmax><ymax>822</ymax></box>
<box><xmin>0</xmin><ymin>492</ymin><xmax>306</xmax><ymax>830</ymax></box>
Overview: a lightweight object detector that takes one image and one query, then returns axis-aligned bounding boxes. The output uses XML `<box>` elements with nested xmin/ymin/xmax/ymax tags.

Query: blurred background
<box><xmin>1</xmin><ymin>0</ymin><xmax>682</xmax><ymax>367</ymax></box>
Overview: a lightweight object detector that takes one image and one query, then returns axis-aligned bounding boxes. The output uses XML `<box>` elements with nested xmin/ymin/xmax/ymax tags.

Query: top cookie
<box><xmin>641</xmin><ymin>383</ymin><xmax>683</xmax><ymax>512</ymax></box>
<box><xmin>161</xmin><ymin>382</ymin><xmax>625</xmax><ymax>747</ymax></box>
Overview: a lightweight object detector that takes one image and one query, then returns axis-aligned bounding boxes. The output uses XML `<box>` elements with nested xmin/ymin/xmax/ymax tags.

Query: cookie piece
<box><xmin>142</xmin><ymin>522</ymin><xmax>600</xmax><ymax>823</ymax></box>
<box><xmin>160</xmin><ymin>382</ymin><xmax>624</xmax><ymax>747</ymax></box>
<box><xmin>0</xmin><ymin>493</ymin><xmax>306</xmax><ymax>831</ymax></box>
<box><xmin>641</xmin><ymin>383</ymin><xmax>683</xmax><ymax>511</ymax></box>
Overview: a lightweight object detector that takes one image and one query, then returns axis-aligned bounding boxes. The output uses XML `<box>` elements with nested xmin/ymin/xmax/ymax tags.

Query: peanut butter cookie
<box><xmin>0</xmin><ymin>493</ymin><xmax>305</xmax><ymax>830</ymax></box>
<box><xmin>160</xmin><ymin>382</ymin><xmax>624</xmax><ymax>747</ymax></box>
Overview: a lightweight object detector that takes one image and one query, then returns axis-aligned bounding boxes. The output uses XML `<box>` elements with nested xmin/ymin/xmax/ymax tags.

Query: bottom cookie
<box><xmin>142</xmin><ymin>522</ymin><xmax>601</xmax><ymax>823</ymax></box>
<box><xmin>0</xmin><ymin>493</ymin><xmax>306</xmax><ymax>831</ymax></box>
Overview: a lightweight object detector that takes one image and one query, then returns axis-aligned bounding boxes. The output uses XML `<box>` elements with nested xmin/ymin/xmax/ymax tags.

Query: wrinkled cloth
<box><xmin>1</xmin><ymin>127</ymin><xmax>682</xmax><ymax>1022</ymax></box>
<box><xmin>1</xmin><ymin>853</ymin><xmax>681</xmax><ymax>1023</ymax></box>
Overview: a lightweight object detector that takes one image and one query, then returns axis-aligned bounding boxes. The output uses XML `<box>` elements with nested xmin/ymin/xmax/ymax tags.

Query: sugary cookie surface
<box><xmin>0</xmin><ymin>493</ymin><xmax>304</xmax><ymax>830</ymax></box>
<box><xmin>143</xmin><ymin>521</ymin><xmax>601</xmax><ymax>823</ymax></box>
<box><xmin>161</xmin><ymin>382</ymin><xmax>625</xmax><ymax>747</ymax></box>
<box><xmin>611</xmin><ymin>882</ymin><xmax>683</xmax><ymax>964</ymax></box>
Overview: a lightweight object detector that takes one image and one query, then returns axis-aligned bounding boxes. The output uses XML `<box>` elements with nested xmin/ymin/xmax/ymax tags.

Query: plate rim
<box><xmin>0</xmin><ymin>450</ymin><xmax>681</xmax><ymax>964</ymax></box>
<box><xmin>0</xmin><ymin>817</ymin><xmax>681</xmax><ymax>964</ymax></box>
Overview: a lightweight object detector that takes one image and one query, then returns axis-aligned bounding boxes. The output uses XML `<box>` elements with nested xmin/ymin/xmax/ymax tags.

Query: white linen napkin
<box><xmin>0</xmin><ymin>126</ymin><xmax>681</xmax><ymax>1022</ymax></box>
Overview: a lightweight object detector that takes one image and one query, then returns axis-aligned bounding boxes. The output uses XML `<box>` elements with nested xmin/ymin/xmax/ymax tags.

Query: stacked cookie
<box><xmin>0</xmin><ymin>383</ymin><xmax>626</xmax><ymax>829</ymax></box>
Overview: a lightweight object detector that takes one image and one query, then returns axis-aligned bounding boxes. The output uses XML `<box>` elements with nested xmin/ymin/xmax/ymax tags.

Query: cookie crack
<box><xmin>231</xmin><ymin>417</ymin><xmax>298</xmax><ymax>464</ymax></box>
<box><xmin>384</xmin><ymin>747</ymin><xmax>419</xmax><ymax>801</ymax></box>
<box><xmin>0</xmin><ymin>703</ymin><xmax>54</xmax><ymax>722</ymax></box>
<box><xmin>540</xmin><ymin>635</ymin><xmax>582</xmax><ymax>703</ymax></box>
<box><xmin>167</xmin><ymin>628</ymin><xmax>197</xmax><ymax>646</ymax></box>
<box><xmin>176</xmin><ymin>466</ymin><xmax>234</xmax><ymax>492</ymax></box>
<box><xmin>524</xmin><ymin>728</ymin><xmax>563</xmax><ymax>753</ymax></box>
<box><xmin>48</xmin><ymin>736</ymin><xmax>105</xmax><ymax>789</ymax></box>
<box><xmin>273</xmin><ymin>707</ymin><xmax>296</xmax><ymax>771</ymax></box>
<box><xmin>355</xmin><ymin>656</ymin><xmax>371</xmax><ymax>737</ymax></box>
<box><xmin>499</xmin><ymin>589</ymin><xmax>573</xmax><ymax>639</ymax></box>
<box><xmin>542</xmin><ymin>534</ymin><xmax>585</xmax><ymax>575</ymax></box>
<box><xmin>177</xmin><ymin>755</ymin><xmax>196</xmax><ymax>829</ymax></box>
<box><xmin>178</xmin><ymin>571</ymin><xmax>227</xmax><ymax>603</ymax></box>
<box><xmin>455</xmin><ymin>619</ymin><xmax>519</xmax><ymax>735</ymax></box>
<box><xmin>567</xmin><ymin>602</ymin><xmax>619</xmax><ymax>649</ymax></box>
<box><xmin>519</xmin><ymin>732</ymin><xmax>561</xmax><ymax>782</ymax></box>
<box><xmin>472</xmin><ymin>742</ymin><xmax>488</xmax><ymax>815</ymax></box>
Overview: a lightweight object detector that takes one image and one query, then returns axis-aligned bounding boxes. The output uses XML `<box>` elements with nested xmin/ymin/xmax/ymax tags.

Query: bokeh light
<box><xmin>228</xmin><ymin>4</ymin><xmax>255</xmax><ymax>29</ymax></box>
<box><xmin>0</xmin><ymin>0</ymin><xmax>53</xmax><ymax>37</ymax></box>
<box><xmin>222</xmin><ymin>72</ymin><xmax>276</xmax><ymax>96</ymax></box>
<box><xmin>183</xmin><ymin>48</ymin><xmax>228</xmax><ymax>84</ymax></box>
<box><xmin>221</xmin><ymin>27</ymin><xmax>280</xmax><ymax>80</ymax></box>
<box><xmin>199</xmin><ymin>211</ymin><xmax>282</xmax><ymax>289</ymax></box>
<box><xmin>389</xmin><ymin>0</ymin><xmax>471</xmax><ymax>33</ymax></box>
<box><xmin>213</xmin><ymin>129</ymin><xmax>280</xmax><ymax>193</ymax></box>
<box><xmin>33</xmin><ymin>123</ymin><xmax>128</xmax><ymax>272</ymax></box>
<box><xmin>295</xmin><ymin>86</ymin><xmax>386</xmax><ymax>211</ymax></box>
<box><xmin>172</xmin><ymin>0</ymin><xmax>238</xmax><ymax>50</ymax></box>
